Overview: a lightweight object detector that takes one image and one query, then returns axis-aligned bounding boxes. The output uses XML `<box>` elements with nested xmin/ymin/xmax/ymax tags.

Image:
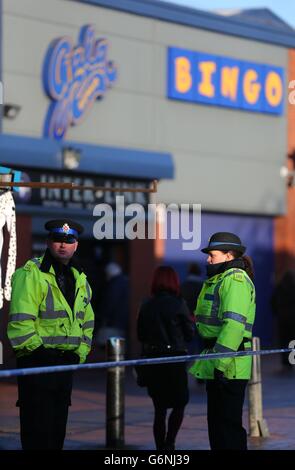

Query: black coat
<box><xmin>136</xmin><ymin>292</ymin><xmax>195</xmax><ymax>408</ymax></box>
<box><xmin>271</xmin><ymin>270</ymin><xmax>295</xmax><ymax>345</ymax></box>
<box><xmin>137</xmin><ymin>292</ymin><xmax>194</xmax><ymax>352</ymax></box>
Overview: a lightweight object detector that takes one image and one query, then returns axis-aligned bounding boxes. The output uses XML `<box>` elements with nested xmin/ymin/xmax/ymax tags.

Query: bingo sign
<box><xmin>167</xmin><ymin>47</ymin><xmax>284</xmax><ymax>115</ymax></box>
<box><xmin>43</xmin><ymin>25</ymin><xmax>117</xmax><ymax>140</ymax></box>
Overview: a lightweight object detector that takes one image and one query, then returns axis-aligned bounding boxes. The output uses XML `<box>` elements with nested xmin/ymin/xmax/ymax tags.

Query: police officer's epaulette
<box><xmin>23</xmin><ymin>262</ymin><xmax>32</xmax><ymax>271</ymax></box>
<box><xmin>233</xmin><ymin>270</ymin><xmax>244</xmax><ymax>282</ymax></box>
<box><xmin>24</xmin><ymin>258</ymin><xmax>41</xmax><ymax>271</ymax></box>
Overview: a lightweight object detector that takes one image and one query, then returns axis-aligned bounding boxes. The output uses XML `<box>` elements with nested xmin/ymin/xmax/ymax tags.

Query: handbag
<box><xmin>134</xmin><ymin>362</ymin><xmax>152</xmax><ymax>387</ymax></box>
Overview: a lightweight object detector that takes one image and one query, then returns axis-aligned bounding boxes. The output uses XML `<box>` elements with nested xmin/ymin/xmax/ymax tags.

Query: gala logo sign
<box><xmin>43</xmin><ymin>25</ymin><xmax>117</xmax><ymax>140</ymax></box>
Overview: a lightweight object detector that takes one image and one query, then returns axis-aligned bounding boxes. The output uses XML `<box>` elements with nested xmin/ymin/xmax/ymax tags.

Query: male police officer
<box><xmin>7</xmin><ymin>219</ymin><xmax>94</xmax><ymax>450</ymax></box>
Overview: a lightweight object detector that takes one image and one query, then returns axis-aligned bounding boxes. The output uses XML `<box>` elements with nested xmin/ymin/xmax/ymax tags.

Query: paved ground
<box><xmin>0</xmin><ymin>353</ymin><xmax>294</xmax><ymax>451</ymax></box>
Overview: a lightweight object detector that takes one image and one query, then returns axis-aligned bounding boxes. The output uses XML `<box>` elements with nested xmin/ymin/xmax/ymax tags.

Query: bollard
<box><xmin>248</xmin><ymin>337</ymin><xmax>269</xmax><ymax>437</ymax></box>
<box><xmin>106</xmin><ymin>337</ymin><xmax>125</xmax><ymax>448</ymax></box>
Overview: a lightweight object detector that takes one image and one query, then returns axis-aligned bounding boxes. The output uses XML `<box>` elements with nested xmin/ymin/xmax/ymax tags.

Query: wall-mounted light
<box><xmin>62</xmin><ymin>146</ymin><xmax>81</xmax><ymax>169</ymax></box>
<box><xmin>3</xmin><ymin>104</ymin><xmax>21</xmax><ymax>119</ymax></box>
<box><xmin>281</xmin><ymin>150</ymin><xmax>295</xmax><ymax>187</ymax></box>
<box><xmin>280</xmin><ymin>166</ymin><xmax>295</xmax><ymax>187</ymax></box>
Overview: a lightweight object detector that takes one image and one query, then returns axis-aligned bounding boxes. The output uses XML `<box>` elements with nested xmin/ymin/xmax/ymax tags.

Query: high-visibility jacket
<box><xmin>189</xmin><ymin>267</ymin><xmax>256</xmax><ymax>380</ymax></box>
<box><xmin>7</xmin><ymin>255</ymin><xmax>94</xmax><ymax>363</ymax></box>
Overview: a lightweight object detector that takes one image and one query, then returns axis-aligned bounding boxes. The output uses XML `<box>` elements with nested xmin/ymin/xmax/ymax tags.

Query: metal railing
<box><xmin>0</xmin><ymin>338</ymin><xmax>293</xmax><ymax>447</ymax></box>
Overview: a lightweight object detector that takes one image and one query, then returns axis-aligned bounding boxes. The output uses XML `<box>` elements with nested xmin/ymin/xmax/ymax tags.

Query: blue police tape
<box><xmin>0</xmin><ymin>347</ymin><xmax>293</xmax><ymax>379</ymax></box>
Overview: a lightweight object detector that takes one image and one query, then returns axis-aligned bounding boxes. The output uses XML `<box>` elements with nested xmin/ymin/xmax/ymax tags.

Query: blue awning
<box><xmin>0</xmin><ymin>133</ymin><xmax>174</xmax><ymax>180</ymax></box>
<box><xmin>0</xmin><ymin>134</ymin><xmax>61</xmax><ymax>169</ymax></box>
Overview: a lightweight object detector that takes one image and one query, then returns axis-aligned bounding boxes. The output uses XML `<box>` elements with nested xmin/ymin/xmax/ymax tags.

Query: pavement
<box><xmin>0</xmin><ymin>352</ymin><xmax>294</xmax><ymax>451</ymax></box>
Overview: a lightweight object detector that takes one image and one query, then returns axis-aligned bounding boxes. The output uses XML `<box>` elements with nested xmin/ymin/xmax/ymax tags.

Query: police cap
<box><xmin>45</xmin><ymin>219</ymin><xmax>83</xmax><ymax>244</ymax></box>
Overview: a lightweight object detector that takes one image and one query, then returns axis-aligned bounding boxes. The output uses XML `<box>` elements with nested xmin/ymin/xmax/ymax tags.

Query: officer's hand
<box><xmin>214</xmin><ymin>368</ymin><xmax>229</xmax><ymax>386</ymax></box>
<box><xmin>62</xmin><ymin>351</ymin><xmax>80</xmax><ymax>364</ymax></box>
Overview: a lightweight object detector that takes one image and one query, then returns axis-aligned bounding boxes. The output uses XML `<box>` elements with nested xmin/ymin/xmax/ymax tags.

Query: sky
<box><xmin>157</xmin><ymin>0</ymin><xmax>295</xmax><ymax>29</ymax></box>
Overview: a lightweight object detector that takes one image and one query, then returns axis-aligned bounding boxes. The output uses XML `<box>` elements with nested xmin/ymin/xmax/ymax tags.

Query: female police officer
<box><xmin>189</xmin><ymin>232</ymin><xmax>256</xmax><ymax>450</ymax></box>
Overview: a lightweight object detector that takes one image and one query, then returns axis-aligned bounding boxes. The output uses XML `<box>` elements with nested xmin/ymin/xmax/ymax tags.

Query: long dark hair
<box><xmin>229</xmin><ymin>251</ymin><xmax>254</xmax><ymax>281</ymax></box>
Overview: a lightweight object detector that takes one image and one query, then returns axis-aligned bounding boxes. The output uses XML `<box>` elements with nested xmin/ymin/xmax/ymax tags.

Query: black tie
<box><xmin>57</xmin><ymin>270</ymin><xmax>67</xmax><ymax>297</ymax></box>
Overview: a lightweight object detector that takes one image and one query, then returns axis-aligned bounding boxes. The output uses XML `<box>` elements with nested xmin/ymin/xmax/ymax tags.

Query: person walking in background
<box><xmin>180</xmin><ymin>262</ymin><xmax>203</xmax><ymax>314</ymax></box>
<box><xmin>96</xmin><ymin>261</ymin><xmax>129</xmax><ymax>347</ymax></box>
<box><xmin>137</xmin><ymin>266</ymin><xmax>195</xmax><ymax>451</ymax></box>
<box><xmin>271</xmin><ymin>269</ymin><xmax>295</xmax><ymax>369</ymax></box>
<box><xmin>189</xmin><ymin>232</ymin><xmax>256</xmax><ymax>450</ymax></box>
<box><xmin>7</xmin><ymin>219</ymin><xmax>94</xmax><ymax>450</ymax></box>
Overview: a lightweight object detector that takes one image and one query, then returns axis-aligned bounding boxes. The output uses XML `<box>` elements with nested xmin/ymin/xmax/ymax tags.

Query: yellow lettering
<box><xmin>78</xmin><ymin>77</ymin><xmax>99</xmax><ymax>110</ymax></box>
<box><xmin>175</xmin><ymin>57</ymin><xmax>192</xmax><ymax>93</ymax></box>
<box><xmin>65</xmin><ymin>55</ymin><xmax>73</xmax><ymax>84</ymax></box>
<box><xmin>243</xmin><ymin>69</ymin><xmax>261</xmax><ymax>104</ymax></box>
<box><xmin>198</xmin><ymin>62</ymin><xmax>216</xmax><ymax>97</ymax></box>
<box><xmin>221</xmin><ymin>66</ymin><xmax>239</xmax><ymax>101</ymax></box>
<box><xmin>265</xmin><ymin>71</ymin><xmax>283</xmax><ymax>107</ymax></box>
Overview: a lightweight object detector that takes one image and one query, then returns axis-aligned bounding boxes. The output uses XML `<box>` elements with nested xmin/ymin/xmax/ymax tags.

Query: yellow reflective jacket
<box><xmin>7</xmin><ymin>254</ymin><xmax>94</xmax><ymax>363</ymax></box>
<box><xmin>189</xmin><ymin>267</ymin><xmax>256</xmax><ymax>380</ymax></box>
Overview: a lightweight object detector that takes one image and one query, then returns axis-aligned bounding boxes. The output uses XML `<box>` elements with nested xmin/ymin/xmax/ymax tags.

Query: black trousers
<box><xmin>17</xmin><ymin>356</ymin><xmax>73</xmax><ymax>450</ymax></box>
<box><xmin>206</xmin><ymin>379</ymin><xmax>248</xmax><ymax>450</ymax></box>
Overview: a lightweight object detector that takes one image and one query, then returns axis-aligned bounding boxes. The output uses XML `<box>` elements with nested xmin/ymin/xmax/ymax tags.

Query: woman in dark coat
<box><xmin>137</xmin><ymin>266</ymin><xmax>195</xmax><ymax>451</ymax></box>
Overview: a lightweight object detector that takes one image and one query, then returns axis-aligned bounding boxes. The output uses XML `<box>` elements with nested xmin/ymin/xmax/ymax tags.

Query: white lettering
<box><xmin>93</xmin><ymin>203</ymin><xmax>113</xmax><ymax>239</ymax></box>
<box><xmin>103</xmin><ymin>454</ymin><xmax>139</xmax><ymax>466</ymax></box>
<box><xmin>181</xmin><ymin>204</ymin><xmax>202</xmax><ymax>251</ymax></box>
<box><xmin>92</xmin><ymin>197</ymin><xmax>202</xmax><ymax>250</ymax></box>
<box><xmin>167</xmin><ymin>204</ymin><xmax>180</xmax><ymax>240</ymax></box>
<box><xmin>125</xmin><ymin>203</ymin><xmax>146</xmax><ymax>239</ymax></box>
<box><xmin>115</xmin><ymin>195</ymin><xmax>125</xmax><ymax>240</ymax></box>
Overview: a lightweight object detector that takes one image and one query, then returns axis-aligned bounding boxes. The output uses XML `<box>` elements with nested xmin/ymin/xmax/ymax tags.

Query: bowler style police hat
<box><xmin>201</xmin><ymin>232</ymin><xmax>246</xmax><ymax>255</ymax></box>
<box><xmin>45</xmin><ymin>219</ymin><xmax>83</xmax><ymax>244</ymax></box>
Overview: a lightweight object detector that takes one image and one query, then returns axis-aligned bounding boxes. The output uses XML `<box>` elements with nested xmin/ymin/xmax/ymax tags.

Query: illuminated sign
<box><xmin>167</xmin><ymin>47</ymin><xmax>284</xmax><ymax>115</ymax></box>
<box><xmin>43</xmin><ymin>25</ymin><xmax>117</xmax><ymax>140</ymax></box>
